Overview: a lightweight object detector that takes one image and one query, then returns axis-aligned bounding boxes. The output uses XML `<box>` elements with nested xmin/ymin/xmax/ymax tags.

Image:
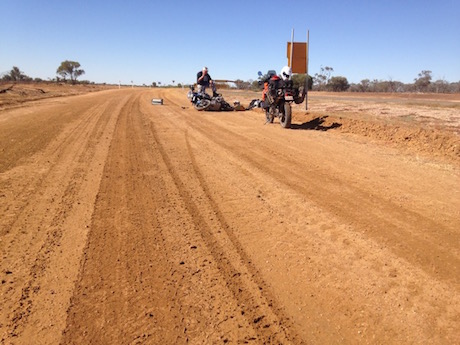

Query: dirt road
<box><xmin>1</xmin><ymin>87</ymin><xmax>459</xmax><ymax>344</ymax></box>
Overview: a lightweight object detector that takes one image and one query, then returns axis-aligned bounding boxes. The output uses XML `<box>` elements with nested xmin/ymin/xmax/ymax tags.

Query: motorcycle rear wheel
<box><xmin>280</xmin><ymin>103</ymin><xmax>292</xmax><ymax>128</ymax></box>
<box><xmin>194</xmin><ymin>99</ymin><xmax>211</xmax><ymax>111</ymax></box>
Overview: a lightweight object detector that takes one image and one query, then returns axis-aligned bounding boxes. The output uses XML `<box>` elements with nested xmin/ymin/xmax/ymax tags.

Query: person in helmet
<box><xmin>196</xmin><ymin>67</ymin><xmax>219</xmax><ymax>97</ymax></box>
<box><xmin>280</xmin><ymin>66</ymin><xmax>292</xmax><ymax>81</ymax></box>
<box><xmin>262</xmin><ymin>66</ymin><xmax>292</xmax><ymax>107</ymax></box>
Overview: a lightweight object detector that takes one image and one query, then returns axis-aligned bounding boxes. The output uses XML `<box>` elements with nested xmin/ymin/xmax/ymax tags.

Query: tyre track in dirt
<box><xmin>183</xmin><ymin>133</ymin><xmax>301</xmax><ymax>342</ymax></box>
<box><xmin>1</xmin><ymin>88</ymin><xmax>458</xmax><ymax>344</ymax></box>
<box><xmin>62</xmin><ymin>92</ymin><xmax>191</xmax><ymax>344</ymax></box>
<box><xmin>1</xmin><ymin>91</ymin><xmax>128</xmax><ymax>344</ymax></box>
<box><xmin>147</xmin><ymin>119</ymin><xmax>300</xmax><ymax>342</ymax></box>
<box><xmin>1</xmin><ymin>101</ymin><xmax>108</xmax><ymax>236</ymax></box>
<box><xmin>170</xmin><ymin>99</ymin><xmax>459</xmax><ymax>284</ymax></box>
<box><xmin>62</xmin><ymin>91</ymin><xmax>301</xmax><ymax>344</ymax></box>
<box><xmin>151</xmin><ymin>89</ymin><xmax>459</xmax><ymax>343</ymax></box>
<box><xmin>0</xmin><ymin>96</ymin><xmax>104</xmax><ymax>173</ymax></box>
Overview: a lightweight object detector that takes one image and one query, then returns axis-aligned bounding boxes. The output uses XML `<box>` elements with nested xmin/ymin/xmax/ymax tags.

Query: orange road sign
<box><xmin>287</xmin><ymin>42</ymin><xmax>307</xmax><ymax>74</ymax></box>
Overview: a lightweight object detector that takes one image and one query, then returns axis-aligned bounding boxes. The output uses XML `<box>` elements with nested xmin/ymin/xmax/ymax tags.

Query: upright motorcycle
<box><xmin>258</xmin><ymin>67</ymin><xmax>305</xmax><ymax>128</ymax></box>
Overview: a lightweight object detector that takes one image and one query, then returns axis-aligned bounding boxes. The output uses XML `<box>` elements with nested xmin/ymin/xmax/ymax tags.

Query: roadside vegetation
<box><xmin>1</xmin><ymin>63</ymin><xmax>459</xmax><ymax>93</ymax></box>
<box><xmin>1</xmin><ymin>62</ymin><xmax>90</xmax><ymax>86</ymax></box>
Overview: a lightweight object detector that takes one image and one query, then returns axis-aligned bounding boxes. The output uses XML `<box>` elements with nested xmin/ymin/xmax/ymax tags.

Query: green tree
<box><xmin>56</xmin><ymin>60</ymin><xmax>85</xmax><ymax>84</ymax></box>
<box><xmin>432</xmin><ymin>79</ymin><xmax>450</xmax><ymax>93</ymax></box>
<box><xmin>292</xmin><ymin>74</ymin><xmax>313</xmax><ymax>90</ymax></box>
<box><xmin>251</xmin><ymin>79</ymin><xmax>262</xmax><ymax>91</ymax></box>
<box><xmin>327</xmin><ymin>76</ymin><xmax>350</xmax><ymax>92</ymax></box>
<box><xmin>414</xmin><ymin>70</ymin><xmax>432</xmax><ymax>92</ymax></box>
<box><xmin>3</xmin><ymin>66</ymin><xmax>28</xmax><ymax>81</ymax></box>
<box><xmin>234</xmin><ymin>79</ymin><xmax>251</xmax><ymax>89</ymax></box>
<box><xmin>313</xmin><ymin>66</ymin><xmax>334</xmax><ymax>90</ymax></box>
<box><xmin>357</xmin><ymin>79</ymin><xmax>370</xmax><ymax>92</ymax></box>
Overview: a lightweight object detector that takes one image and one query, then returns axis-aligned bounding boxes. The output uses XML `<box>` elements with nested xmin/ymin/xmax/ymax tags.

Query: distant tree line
<box><xmin>309</xmin><ymin>67</ymin><xmax>460</xmax><ymax>93</ymax></box>
<box><xmin>1</xmin><ymin>61</ymin><xmax>87</xmax><ymax>85</ymax></box>
<box><xmin>245</xmin><ymin>67</ymin><xmax>459</xmax><ymax>93</ymax></box>
<box><xmin>2</xmin><ymin>64</ymin><xmax>459</xmax><ymax>93</ymax></box>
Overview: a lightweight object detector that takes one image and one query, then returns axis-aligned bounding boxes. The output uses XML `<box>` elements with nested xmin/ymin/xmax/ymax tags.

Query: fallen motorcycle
<box><xmin>187</xmin><ymin>86</ymin><xmax>233</xmax><ymax>111</ymax></box>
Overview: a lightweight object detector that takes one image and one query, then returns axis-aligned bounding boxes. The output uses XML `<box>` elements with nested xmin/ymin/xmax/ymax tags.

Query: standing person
<box><xmin>197</xmin><ymin>67</ymin><xmax>219</xmax><ymax>97</ymax></box>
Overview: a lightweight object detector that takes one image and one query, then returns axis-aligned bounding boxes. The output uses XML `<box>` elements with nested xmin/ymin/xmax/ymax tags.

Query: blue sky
<box><xmin>1</xmin><ymin>0</ymin><xmax>459</xmax><ymax>86</ymax></box>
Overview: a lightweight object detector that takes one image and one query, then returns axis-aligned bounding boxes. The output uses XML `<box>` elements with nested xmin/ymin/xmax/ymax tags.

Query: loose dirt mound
<box><xmin>226</xmin><ymin>89</ymin><xmax>460</xmax><ymax>164</ymax></box>
<box><xmin>291</xmin><ymin>112</ymin><xmax>460</xmax><ymax>163</ymax></box>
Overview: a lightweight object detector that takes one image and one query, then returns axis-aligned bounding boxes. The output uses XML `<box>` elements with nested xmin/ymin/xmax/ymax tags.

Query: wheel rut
<box><xmin>176</xmin><ymin>109</ymin><xmax>459</xmax><ymax>284</ymax></box>
<box><xmin>145</xmin><ymin>117</ymin><xmax>302</xmax><ymax>343</ymax></box>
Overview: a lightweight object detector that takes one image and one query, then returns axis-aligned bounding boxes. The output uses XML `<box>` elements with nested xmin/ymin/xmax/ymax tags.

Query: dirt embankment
<box><xmin>0</xmin><ymin>82</ymin><xmax>117</xmax><ymax>110</ymax></box>
<box><xmin>202</xmin><ymin>88</ymin><xmax>460</xmax><ymax>164</ymax></box>
<box><xmin>0</xmin><ymin>85</ymin><xmax>459</xmax><ymax>344</ymax></box>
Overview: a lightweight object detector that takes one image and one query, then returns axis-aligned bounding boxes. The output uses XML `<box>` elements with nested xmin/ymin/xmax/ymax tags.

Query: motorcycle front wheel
<box><xmin>280</xmin><ymin>102</ymin><xmax>292</xmax><ymax>128</ymax></box>
<box><xmin>194</xmin><ymin>99</ymin><xmax>211</xmax><ymax>111</ymax></box>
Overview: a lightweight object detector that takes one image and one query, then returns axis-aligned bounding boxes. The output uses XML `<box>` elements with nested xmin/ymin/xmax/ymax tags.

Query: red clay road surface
<box><xmin>1</xmin><ymin>87</ymin><xmax>459</xmax><ymax>344</ymax></box>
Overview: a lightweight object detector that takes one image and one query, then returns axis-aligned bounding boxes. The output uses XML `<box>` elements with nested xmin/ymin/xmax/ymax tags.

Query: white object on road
<box><xmin>151</xmin><ymin>98</ymin><xmax>163</xmax><ymax>105</ymax></box>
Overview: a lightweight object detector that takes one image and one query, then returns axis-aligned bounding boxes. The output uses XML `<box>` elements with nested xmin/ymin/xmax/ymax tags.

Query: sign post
<box><xmin>306</xmin><ymin>30</ymin><xmax>309</xmax><ymax>110</ymax></box>
<box><xmin>287</xmin><ymin>29</ymin><xmax>309</xmax><ymax>110</ymax></box>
